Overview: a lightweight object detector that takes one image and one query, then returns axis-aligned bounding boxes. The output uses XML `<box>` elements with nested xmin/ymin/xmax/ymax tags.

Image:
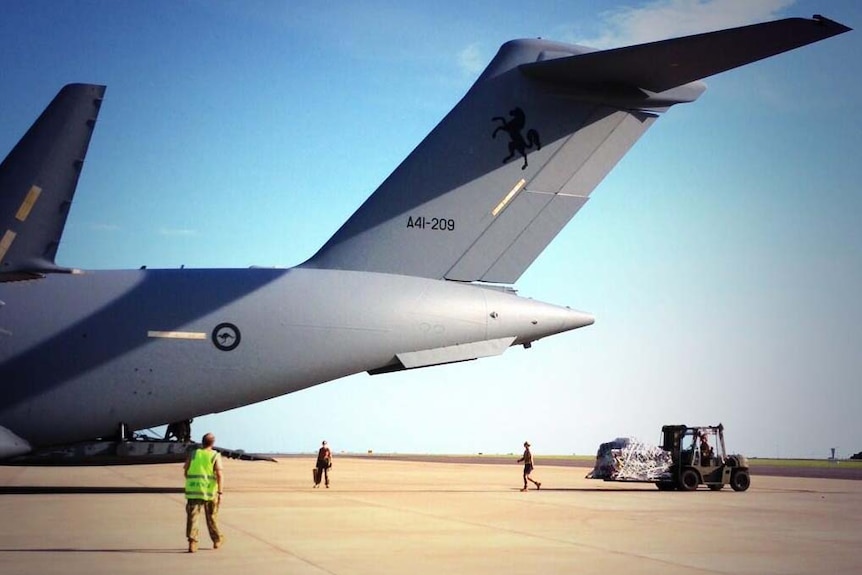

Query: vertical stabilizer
<box><xmin>0</xmin><ymin>83</ymin><xmax>105</xmax><ymax>281</ymax></box>
<box><xmin>302</xmin><ymin>16</ymin><xmax>850</xmax><ymax>284</ymax></box>
<box><xmin>302</xmin><ymin>39</ymin><xmax>671</xmax><ymax>284</ymax></box>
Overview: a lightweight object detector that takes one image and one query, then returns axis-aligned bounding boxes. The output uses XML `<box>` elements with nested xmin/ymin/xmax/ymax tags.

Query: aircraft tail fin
<box><xmin>0</xmin><ymin>83</ymin><xmax>105</xmax><ymax>282</ymax></box>
<box><xmin>302</xmin><ymin>16</ymin><xmax>848</xmax><ymax>284</ymax></box>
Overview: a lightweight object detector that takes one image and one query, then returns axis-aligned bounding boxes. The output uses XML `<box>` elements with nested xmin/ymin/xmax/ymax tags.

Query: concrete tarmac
<box><xmin>1</xmin><ymin>457</ymin><xmax>860</xmax><ymax>575</ymax></box>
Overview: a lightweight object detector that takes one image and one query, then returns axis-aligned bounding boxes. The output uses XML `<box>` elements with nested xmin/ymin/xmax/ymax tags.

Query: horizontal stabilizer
<box><xmin>0</xmin><ymin>83</ymin><xmax>105</xmax><ymax>281</ymax></box>
<box><xmin>521</xmin><ymin>16</ymin><xmax>852</xmax><ymax>92</ymax></box>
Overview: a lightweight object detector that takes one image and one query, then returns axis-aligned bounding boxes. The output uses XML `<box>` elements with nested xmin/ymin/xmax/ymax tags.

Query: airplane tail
<box><xmin>302</xmin><ymin>16</ymin><xmax>849</xmax><ymax>284</ymax></box>
<box><xmin>0</xmin><ymin>83</ymin><xmax>105</xmax><ymax>282</ymax></box>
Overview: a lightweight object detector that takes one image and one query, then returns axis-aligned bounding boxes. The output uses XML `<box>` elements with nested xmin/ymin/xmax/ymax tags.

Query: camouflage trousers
<box><xmin>186</xmin><ymin>499</ymin><xmax>222</xmax><ymax>544</ymax></box>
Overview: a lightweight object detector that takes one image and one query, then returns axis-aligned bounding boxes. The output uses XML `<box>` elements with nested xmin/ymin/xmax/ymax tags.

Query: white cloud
<box><xmin>457</xmin><ymin>43</ymin><xmax>486</xmax><ymax>76</ymax></box>
<box><xmin>577</xmin><ymin>0</ymin><xmax>797</xmax><ymax>48</ymax></box>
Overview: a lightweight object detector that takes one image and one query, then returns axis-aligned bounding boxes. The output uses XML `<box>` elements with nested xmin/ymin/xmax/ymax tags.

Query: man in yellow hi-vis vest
<box><xmin>183</xmin><ymin>432</ymin><xmax>224</xmax><ymax>553</ymax></box>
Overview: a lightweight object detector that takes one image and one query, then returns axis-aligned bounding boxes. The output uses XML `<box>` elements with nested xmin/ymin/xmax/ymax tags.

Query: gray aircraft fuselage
<box><xmin>0</xmin><ymin>267</ymin><xmax>592</xmax><ymax>448</ymax></box>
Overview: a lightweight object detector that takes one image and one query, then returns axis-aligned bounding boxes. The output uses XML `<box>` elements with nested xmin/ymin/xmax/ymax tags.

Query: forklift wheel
<box><xmin>730</xmin><ymin>469</ymin><xmax>751</xmax><ymax>492</ymax></box>
<box><xmin>680</xmin><ymin>468</ymin><xmax>700</xmax><ymax>491</ymax></box>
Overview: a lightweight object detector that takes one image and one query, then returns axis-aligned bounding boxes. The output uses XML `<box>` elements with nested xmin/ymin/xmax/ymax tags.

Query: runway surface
<box><xmin>1</xmin><ymin>457</ymin><xmax>860</xmax><ymax>575</ymax></box>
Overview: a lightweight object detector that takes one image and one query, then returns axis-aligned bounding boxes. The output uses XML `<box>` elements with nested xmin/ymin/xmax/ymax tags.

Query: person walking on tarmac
<box><xmin>517</xmin><ymin>441</ymin><xmax>541</xmax><ymax>491</ymax></box>
<box><xmin>315</xmin><ymin>440</ymin><xmax>332</xmax><ymax>488</ymax></box>
<box><xmin>184</xmin><ymin>432</ymin><xmax>225</xmax><ymax>553</ymax></box>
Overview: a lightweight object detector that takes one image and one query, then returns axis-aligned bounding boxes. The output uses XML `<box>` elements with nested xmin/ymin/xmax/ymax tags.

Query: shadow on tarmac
<box><xmin>0</xmin><ymin>548</ymin><xmax>186</xmax><ymax>554</ymax></box>
<box><xmin>0</xmin><ymin>486</ymin><xmax>182</xmax><ymax>495</ymax></box>
<box><xmin>515</xmin><ymin>487</ymin><xmax>663</xmax><ymax>492</ymax></box>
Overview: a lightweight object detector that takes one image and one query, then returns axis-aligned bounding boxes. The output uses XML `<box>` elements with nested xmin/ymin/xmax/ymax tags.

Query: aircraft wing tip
<box><xmin>812</xmin><ymin>14</ymin><xmax>853</xmax><ymax>33</ymax></box>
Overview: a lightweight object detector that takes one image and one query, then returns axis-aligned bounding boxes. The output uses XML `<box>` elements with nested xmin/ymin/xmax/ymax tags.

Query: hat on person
<box><xmin>524</xmin><ymin>441</ymin><xmax>530</xmax><ymax>447</ymax></box>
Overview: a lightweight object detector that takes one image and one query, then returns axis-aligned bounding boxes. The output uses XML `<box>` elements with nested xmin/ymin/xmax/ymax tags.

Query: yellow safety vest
<box><xmin>185</xmin><ymin>449</ymin><xmax>219</xmax><ymax>501</ymax></box>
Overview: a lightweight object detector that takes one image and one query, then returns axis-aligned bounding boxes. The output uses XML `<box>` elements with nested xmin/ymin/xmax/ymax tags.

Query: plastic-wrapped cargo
<box><xmin>587</xmin><ymin>437</ymin><xmax>672</xmax><ymax>481</ymax></box>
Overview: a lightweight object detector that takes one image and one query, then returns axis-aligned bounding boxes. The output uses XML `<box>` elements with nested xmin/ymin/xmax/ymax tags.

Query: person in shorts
<box><xmin>517</xmin><ymin>441</ymin><xmax>541</xmax><ymax>491</ymax></box>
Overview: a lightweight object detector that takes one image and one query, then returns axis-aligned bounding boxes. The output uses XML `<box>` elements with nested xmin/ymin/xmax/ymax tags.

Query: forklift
<box><xmin>656</xmin><ymin>424</ymin><xmax>750</xmax><ymax>491</ymax></box>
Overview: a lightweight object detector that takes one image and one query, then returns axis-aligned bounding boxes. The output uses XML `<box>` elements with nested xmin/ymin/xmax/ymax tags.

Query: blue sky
<box><xmin>2</xmin><ymin>0</ymin><xmax>860</xmax><ymax>458</ymax></box>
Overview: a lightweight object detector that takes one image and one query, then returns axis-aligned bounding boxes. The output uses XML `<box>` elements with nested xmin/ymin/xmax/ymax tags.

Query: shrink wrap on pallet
<box><xmin>587</xmin><ymin>437</ymin><xmax>672</xmax><ymax>481</ymax></box>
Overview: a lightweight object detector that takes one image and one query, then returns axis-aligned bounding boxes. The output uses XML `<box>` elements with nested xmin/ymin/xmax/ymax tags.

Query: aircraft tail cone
<box><xmin>499</xmin><ymin>296</ymin><xmax>594</xmax><ymax>346</ymax></box>
<box><xmin>566</xmin><ymin>307</ymin><xmax>595</xmax><ymax>330</ymax></box>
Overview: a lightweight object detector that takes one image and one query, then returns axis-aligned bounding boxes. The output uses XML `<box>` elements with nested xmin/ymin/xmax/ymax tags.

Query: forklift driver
<box><xmin>699</xmin><ymin>432</ymin><xmax>713</xmax><ymax>465</ymax></box>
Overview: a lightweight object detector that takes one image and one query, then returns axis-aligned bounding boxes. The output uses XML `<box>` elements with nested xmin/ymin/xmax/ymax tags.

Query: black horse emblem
<box><xmin>491</xmin><ymin>107</ymin><xmax>542</xmax><ymax>170</ymax></box>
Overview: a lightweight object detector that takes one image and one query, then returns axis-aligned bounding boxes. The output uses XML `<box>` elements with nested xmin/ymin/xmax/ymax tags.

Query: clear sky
<box><xmin>2</xmin><ymin>0</ymin><xmax>860</xmax><ymax>459</ymax></box>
